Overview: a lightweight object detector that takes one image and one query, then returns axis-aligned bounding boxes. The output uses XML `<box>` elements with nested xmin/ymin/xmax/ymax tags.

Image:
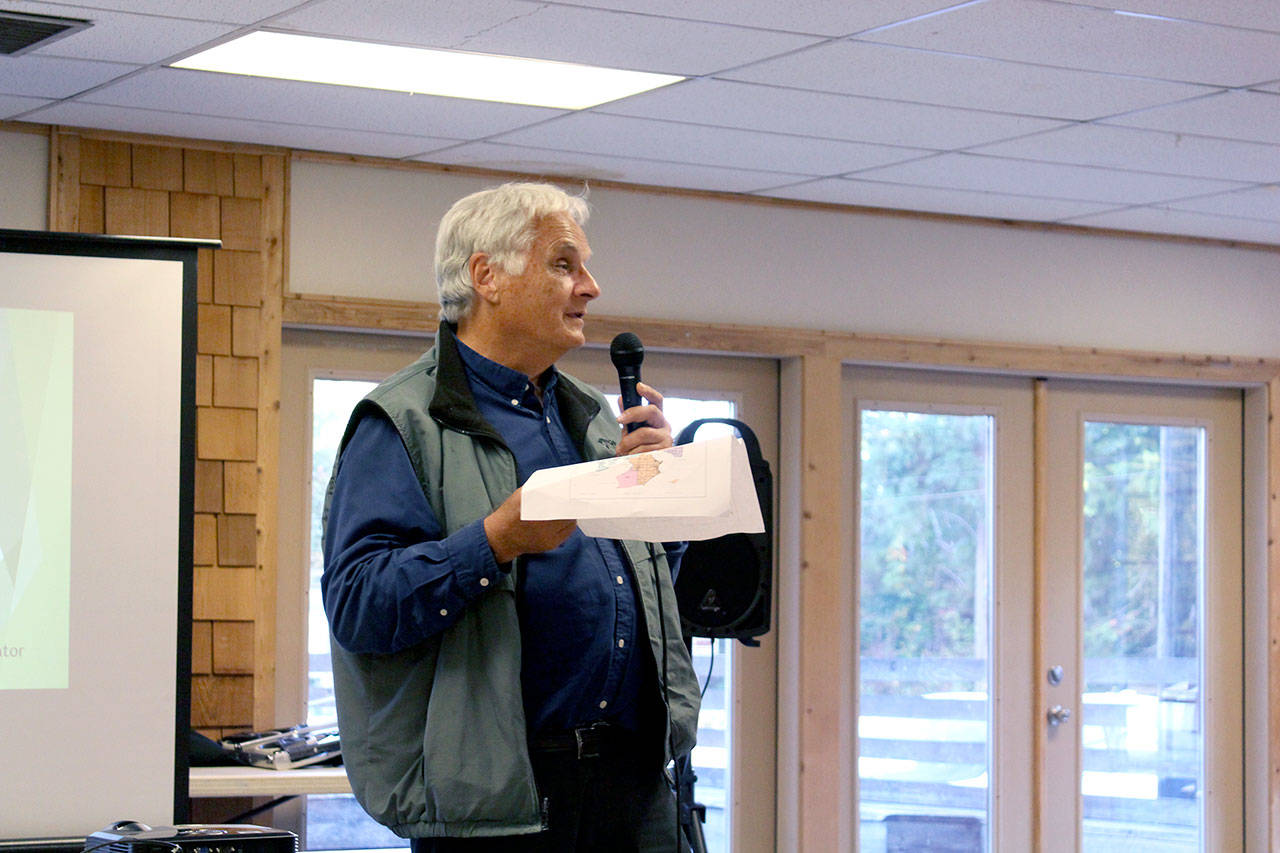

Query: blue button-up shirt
<box><xmin>323</xmin><ymin>340</ymin><xmax>651</xmax><ymax>734</ymax></box>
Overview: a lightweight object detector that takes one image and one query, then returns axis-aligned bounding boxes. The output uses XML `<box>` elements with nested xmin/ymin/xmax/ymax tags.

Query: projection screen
<box><xmin>0</xmin><ymin>230</ymin><xmax>203</xmax><ymax>843</ymax></box>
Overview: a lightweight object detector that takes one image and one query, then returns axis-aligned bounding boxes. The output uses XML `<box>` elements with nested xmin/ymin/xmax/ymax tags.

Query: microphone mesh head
<box><xmin>610</xmin><ymin>332</ymin><xmax>644</xmax><ymax>368</ymax></box>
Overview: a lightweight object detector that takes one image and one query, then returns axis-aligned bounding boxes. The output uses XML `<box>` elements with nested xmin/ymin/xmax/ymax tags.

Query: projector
<box><xmin>84</xmin><ymin>823</ymin><xmax>297</xmax><ymax>853</ymax></box>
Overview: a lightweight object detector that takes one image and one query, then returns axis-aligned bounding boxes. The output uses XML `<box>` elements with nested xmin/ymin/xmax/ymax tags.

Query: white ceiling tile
<box><xmin>0</xmin><ymin>94</ymin><xmax>52</xmax><ymax>119</ymax></box>
<box><xmin>0</xmin><ymin>54</ymin><xmax>137</xmax><ymax>98</ymax></box>
<box><xmin>1166</xmin><ymin>185</ymin><xmax>1280</xmax><ymax>221</ymax></box>
<box><xmin>82</xmin><ymin>68</ymin><xmax>564</xmax><ymax>138</ymax></box>
<box><xmin>860</xmin><ymin>0</ymin><xmax>1280</xmax><ymax>87</ymax></box>
<box><xmin>0</xmin><ymin>0</ymin><xmax>1275</xmax><ymax>245</ymax></box>
<box><xmin>1103</xmin><ymin>90</ymin><xmax>1280</xmax><ymax>145</ymax></box>
<box><xmin>415</xmin><ymin>141</ymin><xmax>808</xmax><ymax>193</ymax></box>
<box><xmin>537</xmin><ymin>0</ymin><xmax>962</xmax><ymax>37</ymax></box>
<box><xmin>28</xmin><ymin>101</ymin><xmax>457</xmax><ymax>158</ymax></box>
<box><xmin>852</xmin><ymin>153</ymin><xmax>1246</xmax><ymax>204</ymax></box>
<box><xmin>27</xmin><ymin>0</ymin><xmax>304</xmax><ymax>23</ymax></box>
<box><xmin>756</xmin><ymin>177</ymin><xmax>1124</xmax><ymax>221</ymax></box>
<box><xmin>721</xmin><ymin>40</ymin><xmax>1215</xmax><ymax>120</ymax></box>
<box><xmin>1</xmin><ymin>2</ymin><xmax>237</xmax><ymax>63</ymax></box>
<box><xmin>273</xmin><ymin>0</ymin><xmax>821</xmax><ymax>76</ymax></box>
<box><xmin>455</xmin><ymin>5</ymin><xmax>821</xmax><ymax>76</ymax></box>
<box><xmin>492</xmin><ymin>112</ymin><xmax>928</xmax><ymax>175</ymax></box>
<box><xmin>970</xmin><ymin>124</ymin><xmax>1280</xmax><ymax>183</ymax></box>
<box><xmin>11</xmin><ymin>3</ymin><xmax>236</xmax><ymax>64</ymax></box>
<box><xmin>270</xmin><ymin>0</ymin><xmax>551</xmax><ymax>49</ymax></box>
<box><xmin>600</xmin><ymin>78</ymin><xmax>1068</xmax><ymax>149</ymax></box>
<box><xmin>1065</xmin><ymin>0</ymin><xmax>1280</xmax><ymax>34</ymax></box>
<box><xmin>1064</xmin><ymin>206</ymin><xmax>1280</xmax><ymax>244</ymax></box>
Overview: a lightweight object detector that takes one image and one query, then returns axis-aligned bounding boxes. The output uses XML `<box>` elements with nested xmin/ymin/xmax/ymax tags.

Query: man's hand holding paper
<box><xmin>521</xmin><ymin>434</ymin><xmax>765</xmax><ymax>542</ymax></box>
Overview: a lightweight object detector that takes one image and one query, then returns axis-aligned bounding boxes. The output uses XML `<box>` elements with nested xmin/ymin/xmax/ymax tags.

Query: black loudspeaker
<box><xmin>673</xmin><ymin>418</ymin><xmax>773</xmax><ymax>644</ymax></box>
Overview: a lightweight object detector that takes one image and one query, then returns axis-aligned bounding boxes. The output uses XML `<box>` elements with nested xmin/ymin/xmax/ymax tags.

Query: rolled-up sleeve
<box><xmin>321</xmin><ymin>411</ymin><xmax>503</xmax><ymax>654</ymax></box>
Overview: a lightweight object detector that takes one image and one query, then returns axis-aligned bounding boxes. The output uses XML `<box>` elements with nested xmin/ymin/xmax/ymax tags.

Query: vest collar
<box><xmin>429</xmin><ymin>322</ymin><xmax>602</xmax><ymax>455</ymax></box>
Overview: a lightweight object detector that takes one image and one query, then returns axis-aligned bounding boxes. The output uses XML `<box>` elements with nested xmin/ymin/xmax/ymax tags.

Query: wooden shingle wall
<box><xmin>50</xmin><ymin>129</ymin><xmax>285</xmax><ymax>738</ymax></box>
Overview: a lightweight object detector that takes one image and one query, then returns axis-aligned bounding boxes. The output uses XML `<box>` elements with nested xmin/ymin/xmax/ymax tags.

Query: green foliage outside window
<box><xmin>1082</xmin><ymin>423</ymin><xmax>1201</xmax><ymax>663</ymax></box>
<box><xmin>859</xmin><ymin>410</ymin><xmax>990</xmax><ymax>667</ymax></box>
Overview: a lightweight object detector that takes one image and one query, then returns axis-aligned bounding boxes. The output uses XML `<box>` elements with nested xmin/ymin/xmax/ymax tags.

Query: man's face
<box><xmin>488</xmin><ymin>212</ymin><xmax>599</xmax><ymax>371</ymax></box>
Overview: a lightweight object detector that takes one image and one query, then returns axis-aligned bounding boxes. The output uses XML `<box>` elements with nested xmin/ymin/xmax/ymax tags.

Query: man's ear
<box><xmin>468</xmin><ymin>252</ymin><xmax>501</xmax><ymax>305</ymax></box>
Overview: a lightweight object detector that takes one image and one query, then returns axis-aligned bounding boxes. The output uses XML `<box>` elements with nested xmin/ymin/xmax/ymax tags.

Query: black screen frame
<box><xmin>0</xmin><ymin>229</ymin><xmax>215</xmax><ymax>845</ymax></box>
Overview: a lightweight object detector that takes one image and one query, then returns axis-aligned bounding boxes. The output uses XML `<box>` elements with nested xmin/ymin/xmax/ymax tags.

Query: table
<box><xmin>189</xmin><ymin>765</ymin><xmax>351</xmax><ymax>798</ymax></box>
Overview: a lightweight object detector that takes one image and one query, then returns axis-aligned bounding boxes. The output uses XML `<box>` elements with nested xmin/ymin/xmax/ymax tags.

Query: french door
<box><xmin>1040</xmin><ymin>381</ymin><xmax>1242</xmax><ymax>852</ymax></box>
<box><xmin>849</xmin><ymin>367</ymin><xmax>1243</xmax><ymax>852</ymax></box>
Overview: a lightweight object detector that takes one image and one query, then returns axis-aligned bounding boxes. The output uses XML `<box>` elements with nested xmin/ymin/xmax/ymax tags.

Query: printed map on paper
<box><xmin>566</xmin><ymin>446</ymin><xmax>703</xmax><ymax>501</ymax></box>
<box><xmin>522</xmin><ymin>434</ymin><xmax>762</xmax><ymax>542</ymax></box>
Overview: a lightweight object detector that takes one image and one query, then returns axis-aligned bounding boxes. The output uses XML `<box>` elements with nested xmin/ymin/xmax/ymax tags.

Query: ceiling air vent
<box><xmin>0</xmin><ymin>10</ymin><xmax>91</xmax><ymax>56</ymax></box>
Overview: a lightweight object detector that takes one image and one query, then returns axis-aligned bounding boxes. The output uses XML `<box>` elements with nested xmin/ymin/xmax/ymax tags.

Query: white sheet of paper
<box><xmin>521</xmin><ymin>434</ymin><xmax>764</xmax><ymax>542</ymax></box>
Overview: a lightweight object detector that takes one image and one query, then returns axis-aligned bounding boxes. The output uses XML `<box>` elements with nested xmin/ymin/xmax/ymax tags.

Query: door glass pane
<box><xmin>1081</xmin><ymin>422</ymin><xmax>1204</xmax><ymax>851</ymax></box>
<box><xmin>858</xmin><ymin>409</ymin><xmax>993</xmax><ymax>853</ymax></box>
<box><xmin>308</xmin><ymin>378</ymin><xmax>404</xmax><ymax>850</ymax></box>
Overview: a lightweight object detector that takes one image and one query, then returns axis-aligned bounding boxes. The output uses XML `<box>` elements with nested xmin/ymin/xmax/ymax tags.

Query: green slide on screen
<box><xmin>0</xmin><ymin>307</ymin><xmax>73</xmax><ymax>690</ymax></box>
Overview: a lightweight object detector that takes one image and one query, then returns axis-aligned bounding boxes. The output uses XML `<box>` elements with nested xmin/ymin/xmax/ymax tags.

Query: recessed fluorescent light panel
<box><xmin>172</xmin><ymin>30</ymin><xmax>683</xmax><ymax>109</ymax></box>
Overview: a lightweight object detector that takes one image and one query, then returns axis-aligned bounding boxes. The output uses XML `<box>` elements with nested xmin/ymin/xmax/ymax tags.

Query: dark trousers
<box><xmin>410</xmin><ymin>725</ymin><xmax>687</xmax><ymax>853</ymax></box>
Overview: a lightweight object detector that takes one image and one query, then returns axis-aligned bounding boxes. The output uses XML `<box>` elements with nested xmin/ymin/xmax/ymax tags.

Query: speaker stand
<box><xmin>677</xmin><ymin>752</ymin><xmax>708</xmax><ymax>853</ymax></box>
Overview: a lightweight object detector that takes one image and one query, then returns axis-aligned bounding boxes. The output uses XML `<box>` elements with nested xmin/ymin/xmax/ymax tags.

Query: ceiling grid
<box><xmin>0</xmin><ymin>0</ymin><xmax>1275</xmax><ymax>244</ymax></box>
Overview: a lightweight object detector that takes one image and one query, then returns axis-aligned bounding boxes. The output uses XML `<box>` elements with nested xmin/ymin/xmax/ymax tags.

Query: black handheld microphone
<box><xmin>609</xmin><ymin>332</ymin><xmax>645</xmax><ymax>432</ymax></box>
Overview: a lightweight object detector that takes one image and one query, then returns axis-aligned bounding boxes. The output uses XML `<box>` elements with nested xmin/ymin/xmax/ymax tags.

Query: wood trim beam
<box><xmin>40</xmin><ymin>121</ymin><xmax>290</xmax><ymax>157</ymax></box>
<box><xmin>283</xmin><ymin>292</ymin><xmax>438</xmax><ymax>335</ymax></box>
<box><xmin>1032</xmin><ymin>379</ymin><xmax>1048</xmax><ymax>852</ymax></box>
<box><xmin>252</xmin><ymin>153</ymin><xmax>287</xmax><ymax>728</ymax></box>
<box><xmin>795</xmin><ymin>353</ymin><xmax>848</xmax><ymax>850</ymax></box>
<box><xmin>48</xmin><ymin>127</ymin><xmax>79</xmax><ymax>231</ymax></box>
<box><xmin>1270</xmin><ymin>377</ymin><xmax>1280</xmax><ymax>851</ymax></box>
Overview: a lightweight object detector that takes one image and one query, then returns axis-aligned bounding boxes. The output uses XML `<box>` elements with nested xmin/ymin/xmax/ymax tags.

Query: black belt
<box><xmin>529</xmin><ymin>721</ymin><xmax>622</xmax><ymax>760</ymax></box>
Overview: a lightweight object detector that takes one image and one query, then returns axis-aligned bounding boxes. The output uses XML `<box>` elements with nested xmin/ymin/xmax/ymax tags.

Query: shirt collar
<box><xmin>454</xmin><ymin>337</ymin><xmax>559</xmax><ymax>402</ymax></box>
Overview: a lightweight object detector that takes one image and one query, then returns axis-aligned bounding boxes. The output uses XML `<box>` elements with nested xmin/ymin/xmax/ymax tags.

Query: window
<box><xmin>305</xmin><ymin>377</ymin><xmax>402</xmax><ymax>849</ymax></box>
<box><xmin>857</xmin><ymin>409</ymin><xmax>995</xmax><ymax>850</ymax></box>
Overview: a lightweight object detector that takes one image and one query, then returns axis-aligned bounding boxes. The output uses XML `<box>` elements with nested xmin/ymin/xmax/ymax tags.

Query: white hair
<box><xmin>434</xmin><ymin>182</ymin><xmax>590</xmax><ymax>323</ymax></box>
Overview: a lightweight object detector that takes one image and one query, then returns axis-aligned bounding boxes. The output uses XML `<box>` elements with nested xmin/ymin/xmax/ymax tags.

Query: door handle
<box><xmin>1047</xmin><ymin>705</ymin><xmax>1072</xmax><ymax>727</ymax></box>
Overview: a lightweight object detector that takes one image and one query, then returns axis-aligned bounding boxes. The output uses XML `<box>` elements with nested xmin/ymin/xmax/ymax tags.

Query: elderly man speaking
<box><xmin>322</xmin><ymin>182</ymin><xmax>700</xmax><ymax>852</ymax></box>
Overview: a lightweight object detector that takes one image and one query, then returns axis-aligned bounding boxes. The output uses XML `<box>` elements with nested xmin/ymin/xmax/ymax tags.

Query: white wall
<box><xmin>290</xmin><ymin>158</ymin><xmax>1280</xmax><ymax>358</ymax></box>
<box><xmin>2</xmin><ymin>140</ymin><xmax>1272</xmax><ymax>359</ymax></box>
<box><xmin>0</xmin><ymin>129</ymin><xmax>48</xmax><ymax>231</ymax></box>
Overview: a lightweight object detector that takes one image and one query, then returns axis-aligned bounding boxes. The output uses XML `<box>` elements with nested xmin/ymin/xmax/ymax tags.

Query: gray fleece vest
<box><xmin>324</xmin><ymin>325</ymin><xmax>700</xmax><ymax>839</ymax></box>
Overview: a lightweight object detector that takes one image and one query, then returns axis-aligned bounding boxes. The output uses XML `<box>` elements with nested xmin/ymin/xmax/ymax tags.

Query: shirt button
<box><xmin>479</xmin><ymin>577</ymin><xmax>489</xmax><ymax>587</ymax></box>
<box><xmin>510</xmin><ymin>398</ymin><xmax>520</xmax><ymax>407</ymax></box>
<box><xmin>598</xmin><ymin>700</ymin><xmax>608</xmax><ymax>710</ymax></box>
<box><xmin>616</xmin><ymin>576</ymin><xmax>624</xmax><ymax>585</ymax></box>
<box><xmin>618</xmin><ymin>639</ymin><xmax>625</xmax><ymax>648</ymax></box>
<box><xmin>439</xmin><ymin>608</ymin><xmax>448</xmax><ymax>617</ymax></box>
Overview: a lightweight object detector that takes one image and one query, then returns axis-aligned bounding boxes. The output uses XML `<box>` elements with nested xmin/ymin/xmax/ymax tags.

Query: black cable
<box><xmin>650</xmin><ymin>544</ymin><xmax>681</xmax><ymax>853</ymax></box>
<box><xmin>699</xmin><ymin>639</ymin><xmax>716</xmax><ymax>698</ymax></box>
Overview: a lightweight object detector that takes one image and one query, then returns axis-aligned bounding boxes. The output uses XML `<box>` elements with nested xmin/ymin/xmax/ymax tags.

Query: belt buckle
<box><xmin>575</xmin><ymin>723</ymin><xmax>604</xmax><ymax>759</ymax></box>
